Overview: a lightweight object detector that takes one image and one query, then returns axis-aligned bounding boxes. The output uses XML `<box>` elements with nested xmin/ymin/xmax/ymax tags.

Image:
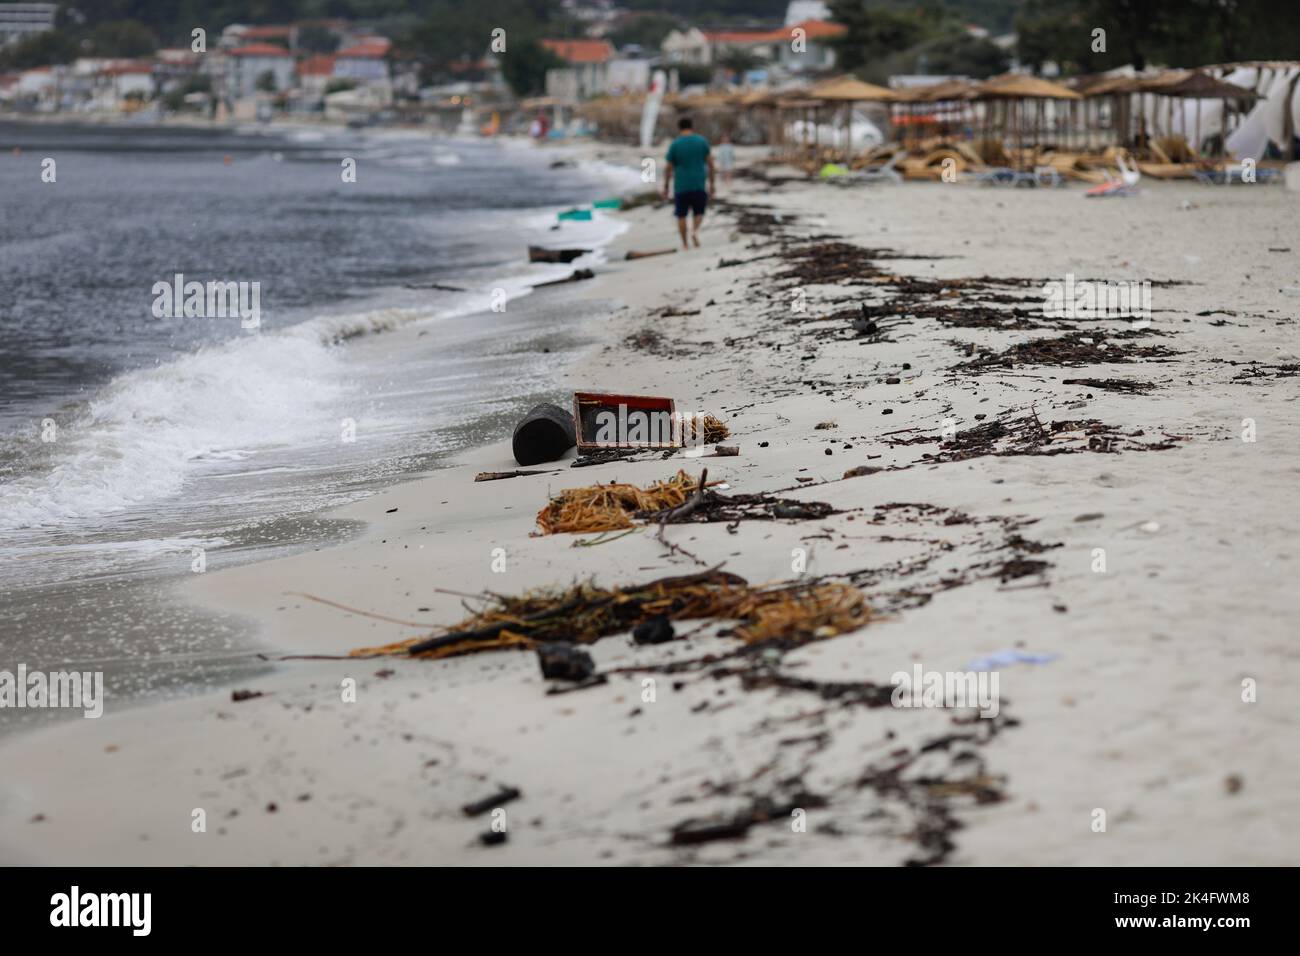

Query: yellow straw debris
<box><xmin>535</xmin><ymin>469</ymin><xmax>702</xmax><ymax>535</ymax></box>
<box><xmin>351</xmin><ymin>570</ymin><xmax>870</xmax><ymax>661</ymax></box>
<box><xmin>697</xmin><ymin>414</ymin><xmax>730</xmax><ymax>444</ymax></box>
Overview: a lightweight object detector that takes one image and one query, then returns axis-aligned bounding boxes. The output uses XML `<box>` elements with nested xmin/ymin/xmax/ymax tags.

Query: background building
<box><xmin>0</xmin><ymin>2</ymin><xmax>55</xmax><ymax>48</ymax></box>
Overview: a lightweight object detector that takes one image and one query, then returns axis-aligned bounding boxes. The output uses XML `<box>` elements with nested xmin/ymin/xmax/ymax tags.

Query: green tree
<box><xmin>608</xmin><ymin>13</ymin><xmax>679</xmax><ymax>52</ymax></box>
<box><xmin>829</xmin><ymin>1</ymin><xmax>933</xmax><ymax>73</ymax></box>
<box><xmin>0</xmin><ymin>30</ymin><xmax>79</xmax><ymax>69</ymax></box>
<box><xmin>675</xmin><ymin>63</ymin><xmax>713</xmax><ymax>86</ymax></box>
<box><xmin>718</xmin><ymin>47</ymin><xmax>761</xmax><ymax>74</ymax></box>
<box><xmin>1012</xmin><ymin>0</ymin><xmax>1300</xmax><ymax>74</ymax></box>
<box><xmin>255</xmin><ymin>69</ymin><xmax>278</xmax><ymax>92</ymax></box>
<box><xmin>89</xmin><ymin>20</ymin><xmax>159</xmax><ymax>57</ymax></box>
<box><xmin>298</xmin><ymin>24</ymin><xmax>340</xmax><ymax>53</ymax></box>
<box><xmin>1014</xmin><ymin>0</ymin><xmax>1084</xmax><ymax>73</ymax></box>
<box><xmin>499</xmin><ymin>36</ymin><xmax>563</xmax><ymax>97</ymax></box>
<box><xmin>911</xmin><ymin>32</ymin><xmax>1009</xmax><ymax>78</ymax></box>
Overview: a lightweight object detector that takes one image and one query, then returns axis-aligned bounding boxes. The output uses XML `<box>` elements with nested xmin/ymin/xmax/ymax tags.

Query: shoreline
<box><xmin>4</xmin><ymin>153</ymin><xmax>1298</xmax><ymax>865</ymax></box>
<box><xmin>0</xmin><ymin>128</ymin><xmax>637</xmax><ymax>741</ymax></box>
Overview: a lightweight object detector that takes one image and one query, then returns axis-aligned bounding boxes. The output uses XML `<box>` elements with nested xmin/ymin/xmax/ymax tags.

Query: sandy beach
<box><xmin>2</xmin><ymin>145</ymin><xmax>1298</xmax><ymax>866</ymax></box>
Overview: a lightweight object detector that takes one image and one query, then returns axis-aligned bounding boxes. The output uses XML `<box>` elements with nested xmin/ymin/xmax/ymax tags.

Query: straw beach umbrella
<box><xmin>891</xmin><ymin>79</ymin><xmax>974</xmax><ymax>145</ymax></box>
<box><xmin>970</xmin><ymin>74</ymin><xmax>1082</xmax><ymax>168</ymax></box>
<box><xmin>809</xmin><ymin>75</ymin><xmax>898</xmax><ymax>157</ymax></box>
<box><xmin>1133</xmin><ymin>70</ymin><xmax>1259</xmax><ymax>156</ymax></box>
<box><xmin>1071</xmin><ymin>73</ymin><xmax>1141</xmax><ymax>149</ymax></box>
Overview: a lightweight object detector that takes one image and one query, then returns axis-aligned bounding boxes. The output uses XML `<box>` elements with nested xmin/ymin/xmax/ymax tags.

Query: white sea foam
<box><xmin>0</xmin><ymin>330</ymin><xmax>348</xmax><ymax>531</ymax></box>
<box><xmin>0</xmin><ymin>204</ymin><xmax>626</xmax><ymax>533</ymax></box>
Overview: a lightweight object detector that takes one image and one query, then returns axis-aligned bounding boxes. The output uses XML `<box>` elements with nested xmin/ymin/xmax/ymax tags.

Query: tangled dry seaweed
<box><xmin>351</xmin><ymin>569</ymin><xmax>870</xmax><ymax>661</ymax></box>
<box><xmin>534</xmin><ymin>468</ymin><xmax>834</xmax><ymax>535</ymax></box>
<box><xmin>536</xmin><ymin>470</ymin><xmax>703</xmax><ymax>534</ymax></box>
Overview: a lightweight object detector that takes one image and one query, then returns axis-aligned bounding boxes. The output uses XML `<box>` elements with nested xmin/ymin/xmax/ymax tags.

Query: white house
<box><xmin>221</xmin><ymin>24</ymin><xmax>297</xmax><ymax>51</ymax></box>
<box><xmin>771</xmin><ymin>19</ymin><xmax>845</xmax><ymax>73</ymax></box>
<box><xmin>297</xmin><ymin>53</ymin><xmax>336</xmax><ymax>96</ymax></box>
<box><xmin>332</xmin><ymin>37</ymin><xmax>391</xmax><ymax>85</ymax></box>
<box><xmin>661</xmin><ymin>26</ymin><xmax>795</xmax><ymax>69</ymax></box>
<box><xmin>661</xmin><ymin>28</ymin><xmax>710</xmax><ymax>66</ymax></box>
<box><xmin>17</xmin><ymin>65</ymin><xmax>53</xmax><ymax>96</ymax></box>
<box><xmin>542</xmin><ymin>38</ymin><xmax>614</xmax><ymax>98</ymax></box>
<box><xmin>227</xmin><ymin>42</ymin><xmax>294</xmax><ymax>98</ymax></box>
<box><xmin>606</xmin><ymin>57</ymin><xmax>650</xmax><ymax>95</ymax></box>
<box><xmin>102</xmin><ymin>60</ymin><xmax>154</xmax><ymax>106</ymax></box>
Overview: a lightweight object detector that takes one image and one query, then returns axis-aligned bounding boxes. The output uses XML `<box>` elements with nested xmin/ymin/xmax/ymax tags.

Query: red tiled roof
<box><xmin>239</xmin><ymin>25</ymin><xmax>293</xmax><ymax>39</ymax></box>
<box><xmin>229</xmin><ymin>43</ymin><xmax>293</xmax><ymax>58</ymax></box>
<box><xmin>542</xmin><ymin>39</ymin><xmax>614</xmax><ymax>64</ymax></box>
<box><xmin>703</xmin><ymin>30</ymin><xmax>776</xmax><ymax>44</ymax></box>
<box><xmin>298</xmin><ymin>54</ymin><xmax>336</xmax><ymax>77</ymax></box>
<box><xmin>106</xmin><ymin>62</ymin><xmax>153</xmax><ymax>75</ymax></box>
<box><xmin>747</xmin><ymin>19</ymin><xmax>847</xmax><ymax>44</ymax></box>
<box><xmin>336</xmin><ymin>38</ymin><xmax>391</xmax><ymax>58</ymax></box>
<box><xmin>156</xmin><ymin>48</ymin><xmax>200</xmax><ymax>63</ymax></box>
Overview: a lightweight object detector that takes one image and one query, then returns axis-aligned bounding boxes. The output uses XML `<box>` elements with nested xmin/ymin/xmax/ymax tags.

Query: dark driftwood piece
<box><xmin>474</xmin><ymin>470</ymin><xmax>556</xmax><ymax>482</ymax></box>
<box><xmin>625</xmin><ymin>248</ymin><xmax>677</xmax><ymax>260</ymax></box>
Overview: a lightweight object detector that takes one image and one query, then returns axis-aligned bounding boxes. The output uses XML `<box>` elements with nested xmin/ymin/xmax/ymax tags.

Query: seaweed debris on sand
<box><xmin>351</xmin><ymin>570</ymin><xmax>869</xmax><ymax>661</ymax></box>
<box><xmin>534</xmin><ymin>469</ymin><xmax>836</xmax><ymax>535</ymax></box>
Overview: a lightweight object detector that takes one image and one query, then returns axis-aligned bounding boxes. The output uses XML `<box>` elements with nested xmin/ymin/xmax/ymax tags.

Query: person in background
<box><xmin>715</xmin><ymin>132</ymin><xmax>735</xmax><ymax>192</ymax></box>
<box><xmin>660</xmin><ymin>116</ymin><xmax>715</xmax><ymax>249</ymax></box>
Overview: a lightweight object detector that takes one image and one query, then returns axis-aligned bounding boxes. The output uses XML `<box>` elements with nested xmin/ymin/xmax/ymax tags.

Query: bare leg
<box><xmin>691</xmin><ymin>213</ymin><xmax>703</xmax><ymax>247</ymax></box>
<box><xmin>676</xmin><ymin>216</ymin><xmax>689</xmax><ymax>249</ymax></box>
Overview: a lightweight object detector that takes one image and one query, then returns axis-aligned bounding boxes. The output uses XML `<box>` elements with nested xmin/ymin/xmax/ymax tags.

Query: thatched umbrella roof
<box><xmin>737</xmin><ymin>89</ymin><xmax>777</xmax><ymax>106</ymax></box>
<box><xmin>1134</xmin><ymin>70</ymin><xmax>1259</xmax><ymax>100</ymax></box>
<box><xmin>776</xmin><ymin>97</ymin><xmax>825</xmax><ymax>109</ymax></box>
<box><xmin>808</xmin><ymin>75</ymin><xmax>898</xmax><ymax>102</ymax></box>
<box><xmin>1070</xmin><ymin>73</ymin><xmax>1141</xmax><ymax>96</ymax></box>
<box><xmin>892</xmin><ymin>79</ymin><xmax>975</xmax><ymax>103</ymax></box>
<box><xmin>971</xmin><ymin>73</ymin><xmax>1082</xmax><ymax>100</ymax></box>
<box><xmin>668</xmin><ymin>91</ymin><xmax>738</xmax><ymax>109</ymax></box>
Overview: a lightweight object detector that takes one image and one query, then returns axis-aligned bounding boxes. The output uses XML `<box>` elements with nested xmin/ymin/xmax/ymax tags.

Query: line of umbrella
<box><xmin>576</xmin><ymin>69</ymin><xmax>1264</xmax><ymax>171</ymax></box>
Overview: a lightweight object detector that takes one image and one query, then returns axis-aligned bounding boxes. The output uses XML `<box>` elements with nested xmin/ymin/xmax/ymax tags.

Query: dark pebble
<box><xmin>632</xmin><ymin>616</ymin><xmax>675</xmax><ymax>645</ymax></box>
<box><xmin>537</xmin><ymin>644</ymin><xmax>596</xmax><ymax>681</ymax></box>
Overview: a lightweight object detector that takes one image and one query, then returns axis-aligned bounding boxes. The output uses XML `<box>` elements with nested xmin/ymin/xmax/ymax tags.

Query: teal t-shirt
<box><xmin>666</xmin><ymin>133</ymin><xmax>710</xmax><ymax>194</ymax></box>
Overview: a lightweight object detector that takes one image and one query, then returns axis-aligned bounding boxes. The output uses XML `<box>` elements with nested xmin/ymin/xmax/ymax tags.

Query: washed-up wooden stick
<box><xmin>625</xmin><ymin>248</ymin><xmax>677</xmax><ymax>260</ymax></box>
<box><xmin>474</xmin><ymin>469</ymin><xmax>557</xmax><ymax>482</ymax></box>
<box><xmin>658</xmin><ymin>467</ymin><xmax>708</xmax><ymax>530</ymax></box>
<box><xmin>406</xmin><ymin>596</ymin><xmax>609</xmax><ymax>656</ymax></box>
<box><xmin>285</xmin><ymin>591</ymin><xmax>438</xmax><ymax>628</ymax></box>
<box><xmin>572</xmin><ymin>528</ymin><xmax>639</xmax><ymax>547</ymax></box>
<box><xmin>405</xmin><ymin>282</ymin><xmax>467</xmax><ymax>292</ymax></box>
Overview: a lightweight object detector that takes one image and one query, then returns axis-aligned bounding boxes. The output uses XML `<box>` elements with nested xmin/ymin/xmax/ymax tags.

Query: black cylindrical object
<box><xmin>512</xmin><ymin>403</ymin><xmax>576</xmax><ymax>465</ymax></box>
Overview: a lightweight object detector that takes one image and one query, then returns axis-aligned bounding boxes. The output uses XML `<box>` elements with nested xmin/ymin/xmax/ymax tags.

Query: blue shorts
<box><xmin>673</xmin><ymin>190</ymin><xmax>708</xmax><ymax>218</ymax></box>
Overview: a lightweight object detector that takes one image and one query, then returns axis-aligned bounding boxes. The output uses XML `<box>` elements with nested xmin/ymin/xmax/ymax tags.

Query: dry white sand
<box><xmin>3</xmin><ymin>151</ymin><xmax>1298</xmax><ymax>865</ymax></box>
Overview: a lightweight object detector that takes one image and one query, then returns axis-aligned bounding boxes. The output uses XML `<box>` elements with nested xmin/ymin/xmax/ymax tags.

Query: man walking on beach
<box><xmin>661</xmin><ymin>117</ymin><xmax>715</xmax><ymax>250</ymax></box>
